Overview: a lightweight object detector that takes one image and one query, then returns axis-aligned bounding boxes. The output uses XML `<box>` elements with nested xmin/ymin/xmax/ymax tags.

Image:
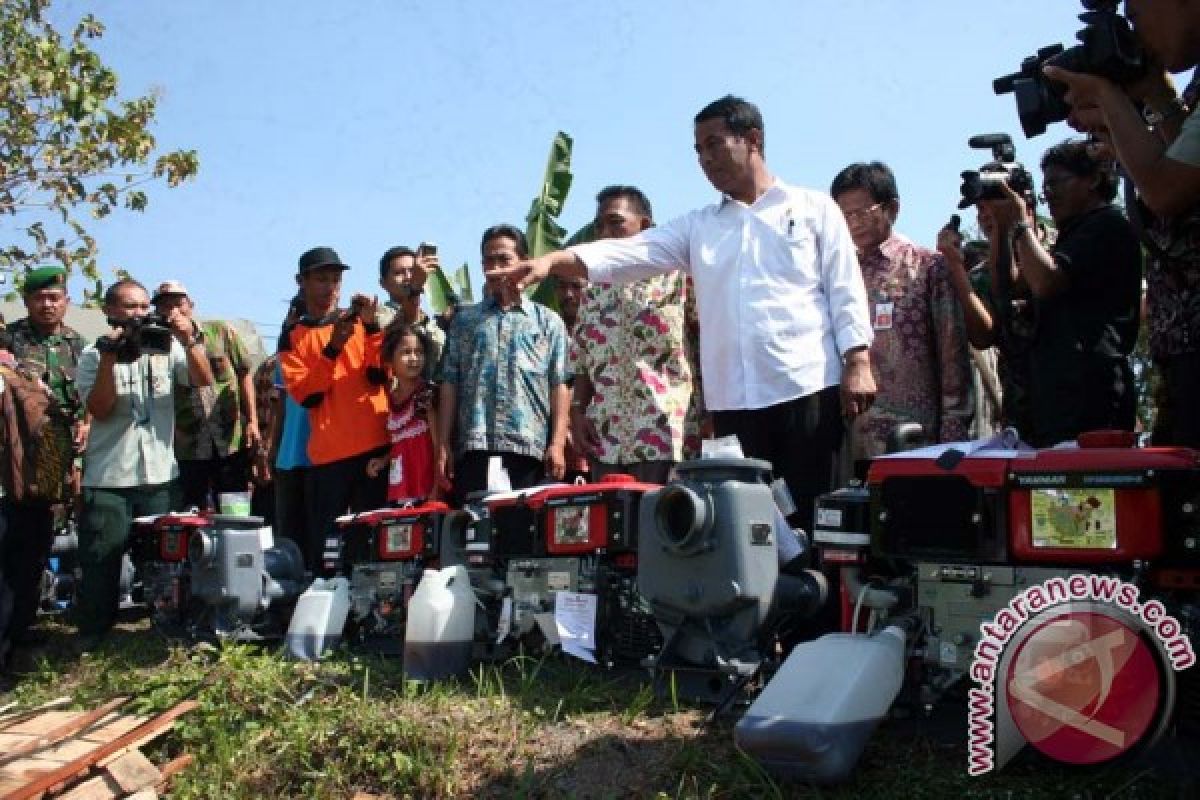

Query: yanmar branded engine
<box><xmin>442</xmin><ymin>476</ymin><xmax>661</xmax><ymax>666</ymax></box>
<box><xmin>129</xmin><ymin>513</ymin><xmax>307</xmax><ymax>639</ymax></box>
<box><xmin>335</xmin><ymin>501</ymin><xmax>453</xmax><ymax>651</ymax></box>
<box><xmin>812</xmin><ymin>433</ymin><xmax>1200</xmax><ymax>766</ymax></box>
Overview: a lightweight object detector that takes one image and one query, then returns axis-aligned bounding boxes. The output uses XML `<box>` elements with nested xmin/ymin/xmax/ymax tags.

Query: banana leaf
<box><xmin>454</xmin><ymin>262</ymin><xmax>474</xmax><ymax>304</ymax></box>
<box><xmin>525</xmin><ymin>131</ymin><xmax>574</xmax><ymax>258</ymax></box>
<box><xmin>529</xmin><ymin>220</ymin><xmax>598</xmax><ymax>308</ymax></box>
<box><xmin>425</xmin><ymin>265</ymin><xmax>458</xmax><ymax>313</ymax></box>
<box><xmin>523</xmin><ymin>132</ymin><xmax>574</xmax><ymax>310</ymax></box>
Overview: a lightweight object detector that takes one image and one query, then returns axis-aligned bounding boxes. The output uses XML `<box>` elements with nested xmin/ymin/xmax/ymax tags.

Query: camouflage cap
<box><xmin>23</xmin><ymin>266</ymin><xmax>67</xmax><ymax>294</ymax></box>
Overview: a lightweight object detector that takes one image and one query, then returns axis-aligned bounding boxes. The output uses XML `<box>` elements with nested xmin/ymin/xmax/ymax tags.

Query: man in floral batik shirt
<box><xmin>570</xmin><ymin>186</ymin><xmax>704</xmax><ymax>484</ymax></box>
<box><xmin>831</xmin><ymin>162</ymin><xmax>972</xmax><ymax>462</ymax></box>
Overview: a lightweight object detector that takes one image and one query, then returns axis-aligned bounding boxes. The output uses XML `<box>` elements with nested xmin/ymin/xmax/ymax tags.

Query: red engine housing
<box><xmin>867</xmin><ymin>439</ymin><xmax>1200</xmax><ymax>566</ymax></box>
<box><xmin>1007</xmin><ymin>447</ymin><xmax>1196</xmax><ymax>564</ymax></box>
<box><xmin>528</xmin><ymin>474</ymin><xmax>659</xmax><ymax>556</ymax></box>
<box><xmin>130</xmin><ymin>512</ymin><xmax>209</xmax><ymax>563</ymax></box>
<box><xmin>337</xmin><ymin>502</ymin><xmax>451</xmax><ymax>563</ymax></box>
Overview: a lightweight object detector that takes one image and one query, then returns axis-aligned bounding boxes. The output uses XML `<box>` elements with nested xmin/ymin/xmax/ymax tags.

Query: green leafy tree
<box><xmin>0</xmin><ymin>0</ymin><xmax>198</xmax><ymax>298</ymax></box>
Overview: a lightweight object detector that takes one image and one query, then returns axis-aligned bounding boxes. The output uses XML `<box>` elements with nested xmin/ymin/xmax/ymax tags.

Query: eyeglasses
<box><xmin>841</xmin><ymin>202</ymin><xmax>883</xmax><ymax>222</ymax></box>
<box><xmin>1039</xmin><ymin>174</ymin><xmax>1079</xmax><ymax>199</ymax></box>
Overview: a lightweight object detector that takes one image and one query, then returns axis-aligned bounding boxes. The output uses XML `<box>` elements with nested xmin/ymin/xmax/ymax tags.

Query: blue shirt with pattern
<box><xmin>441</xmin><ymin>296</ymin><xmax>567</xmax><ymax>458</ymax></box>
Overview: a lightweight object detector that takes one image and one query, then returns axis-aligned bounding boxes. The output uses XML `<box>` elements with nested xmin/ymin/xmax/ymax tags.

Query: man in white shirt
<box><xmin>504</xmin><ymin>95</ymin><xmax>875</xmax><ymax>530</ymax></box>
<box><xmin>74</xmin><ymin>280</ymin><xmax>213</xmax><ymax>643</ymax></box>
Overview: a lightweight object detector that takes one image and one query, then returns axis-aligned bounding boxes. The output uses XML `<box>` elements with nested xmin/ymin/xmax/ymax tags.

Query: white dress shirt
<box><xmin>571</xmin><ymin>179</ymin><xmax>872</xmax><ymax>411</ymax></box>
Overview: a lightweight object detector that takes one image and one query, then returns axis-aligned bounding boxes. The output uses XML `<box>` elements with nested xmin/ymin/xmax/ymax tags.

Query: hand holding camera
<box><xmin>412</xmin><ymin>241</ymin><xmax>438</xmax><ymax>289</ymax></box>
<box><xmin>97</xmin><ymin>314</ymin><xmax>174</xmax><ymax>358</ymax></box>
<box><xmin>329</xmin><ymin>294</ymin><xmax>377</xmax><ymax>349</ymax></box>
<box><xmin>979</xmin><ymin>180</ymin><xmax>1027</xmax><ymax>234</ymax></box>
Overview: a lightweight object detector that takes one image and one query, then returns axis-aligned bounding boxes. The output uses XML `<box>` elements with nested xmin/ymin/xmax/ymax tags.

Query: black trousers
<box><xmin>178</xmin><ymin>449</ymin><xmax>251</xmax><ymax>511</ymax></box>
<box><xmin>304</xmin><ymin>452</ymin><xmax>387</xmax><ymax>574</ymax></box>
<box><xmin>453</xmin><ymin>451</ymin><xmax>545</xmax><ymax>504</ymax></box>
<box><xmin>273</xmin><ymin>467</ymin><xmax>308</xmax><ymax>556</ymax></box>
<box><xmin>711</xmin><ymin>385</ymin><xmax>844</xmax><ymax>532</ymax></box>
<box><xmin>1154</xmin><ymin>352</ymin><xmax>1200</xmax><ymax>448</ymax></box>
<box><xmin>0</xmin><ymin>501</ymin><xmax>55</xmax><ymax>643</ymax></box>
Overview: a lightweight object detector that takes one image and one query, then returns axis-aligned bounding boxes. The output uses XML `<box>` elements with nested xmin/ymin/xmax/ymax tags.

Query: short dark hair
<box><xmin>595</xmin><ymin>185</ymin><xmax>653</xmax><ymax>220</ymax></box>
<box><xmin>480</xmin><ymin>224</ymin><xmax>528</xmax><ymax>258</ymax></box>
<box><xmin>103</xmin><ymin>278</ymin><xmax>147</xmax><ymax>307</ymax></box>
<box><xmin>378</xmin><ymin>246</ymin><xmax>416</xmax><ymax>280</ymax></box>
<box><xmin>830</xmin><ymin>161</ymin><xmax>899</xmax><ymax>205</ymax></box>
<box><xmin>382</xmin><ymin>321</ymin><xmax>433</xmax><ymax>365</ymax></box>
<box><xmin>694</xmin><ymin>95</ymin><xmax>765</xmax><ymax>151</ymax></box>
<box><xmin>1040</xmin><ymin>138</ymin><xmax>1119</xmax><ymax>202</ymax></box>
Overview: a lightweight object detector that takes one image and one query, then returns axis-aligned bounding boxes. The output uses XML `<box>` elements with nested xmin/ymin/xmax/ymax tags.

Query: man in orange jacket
<box><xmin>280</xmin><ymin>247</ymin><xmax>388</xmax><ymax>571</ymax></box>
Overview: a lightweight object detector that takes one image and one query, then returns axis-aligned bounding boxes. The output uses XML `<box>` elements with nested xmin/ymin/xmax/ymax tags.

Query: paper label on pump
<box><xmin>496</xmin><ymin>597</ymin><xmax>513</xmax><ymax>644</ymax></box>
<box><xmin>939</xmin><ymin>640</ymin><xmax>958</xmax><ymax>665</ymax></box>
<box><xmin>555</xmin><ymin>591</ymin><xmax>597</xmax><ymax>664</ymax></box>
<box><xmin>547</xmin><ymin>571</ymin><xmax>571</xmax><ymax>591</ymax></box>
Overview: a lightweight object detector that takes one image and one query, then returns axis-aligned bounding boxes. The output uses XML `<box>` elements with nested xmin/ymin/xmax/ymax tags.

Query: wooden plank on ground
<box><xmin>0</xmin><ymin>700</ymin><xmax>195</xmax><ymax>800</ymax></box>
<box><xmin>102</xmin><ymin>751</ymin><xmax>160</xmax><ymax>794</ymax></box>
<box><xmin>0</xmin><ymin>699</ymin><xmax>128</xmax><ymax>768</ymax></box>
<box><xmin>0</xmin><ymin>699</ymin><xmax>71</xmax><ymax>733</ymax></box>
<box><xmin>126</xmin><ymin>790</ymin><xmax>158</xmax><ymax>800</ymax></box>
<box><xmin>155</xmin><ymin>753</ymin><xmax>192</xmax><ymax>785</ymax></box>
<box><xmin>55</xmin><ymin>773</ymin><xmax>122</xmax><ymax>800</ymax></box>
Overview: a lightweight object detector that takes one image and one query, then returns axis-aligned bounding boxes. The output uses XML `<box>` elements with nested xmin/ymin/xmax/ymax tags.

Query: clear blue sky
<box><xmin>47</xmin><ymin>1</ymin><xmax>1097</xmax><ymax>347</ymax></box>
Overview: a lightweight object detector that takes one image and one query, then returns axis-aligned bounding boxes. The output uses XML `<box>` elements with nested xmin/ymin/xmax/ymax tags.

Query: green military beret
<box><xmin>23</xmin><ymin>266</ymin><xmax>67</xmax><ymax>294</ymax></box>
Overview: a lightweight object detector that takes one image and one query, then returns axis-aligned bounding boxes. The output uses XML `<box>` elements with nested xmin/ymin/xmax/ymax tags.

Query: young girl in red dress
<box><xmin>366</xmin><ymin>324</ymin><xmax>447</xmax><ymax>504</ymax></box>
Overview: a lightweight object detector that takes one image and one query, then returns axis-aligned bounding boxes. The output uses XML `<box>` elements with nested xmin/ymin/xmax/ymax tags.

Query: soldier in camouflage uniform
<box><xmin>1</xmin><ymin>266</ymin><xmax>87</xmax><ymax>646</ymax></box>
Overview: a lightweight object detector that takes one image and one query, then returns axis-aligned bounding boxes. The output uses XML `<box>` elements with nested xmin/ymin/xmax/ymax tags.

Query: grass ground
<box><xmin>1</xmin><ymin>614</ymin><xmax>1196</xmax><ymax>799</ymax></box>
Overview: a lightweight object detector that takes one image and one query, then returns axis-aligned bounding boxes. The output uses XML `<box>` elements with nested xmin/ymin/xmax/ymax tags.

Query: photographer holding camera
<box><xmin>280</xmin><ymin>247</ymin><xmax>389</xmax><ymax>572</ymax></box>
<box><xmin>73</xmin><ymin>279</ymin><xmax>214</xmax><ymax>645</ymax></box>
<box><xmin>983</xmin><ymin>140</ymin><xmax>1142</xmax><ymax>446</ymax></box>
<box><xmin>375</xmin><ymin>245</ymin><xmax>445</xmax><ymax>381</ymax></box>
<box><xmin>1042</xmin><ymin>0</ymin><xmax>1200</xmax><ymax>446</ymax></box>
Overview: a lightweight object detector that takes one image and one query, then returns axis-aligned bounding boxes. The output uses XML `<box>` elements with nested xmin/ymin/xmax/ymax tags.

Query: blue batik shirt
<box><xmin>441</xmin><ymin>296</ymin><xmax>567</xmax><ymax>458</ymax></box>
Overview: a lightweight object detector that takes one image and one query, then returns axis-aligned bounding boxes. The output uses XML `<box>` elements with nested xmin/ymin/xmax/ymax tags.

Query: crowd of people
<box><xmin>1</xmin><ymin>0</ymin><xmax>1199</xmax><ymax>670</ymax></box>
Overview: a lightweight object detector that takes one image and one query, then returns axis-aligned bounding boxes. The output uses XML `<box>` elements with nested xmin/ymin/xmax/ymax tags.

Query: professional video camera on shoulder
<box><xmin>993</xmin><ymin>0</ymin><xmax>1147</xmax><ymax>137</ymax></box>
<box><xmin>98</xmin><ymin>313</ymin><xmax>174</xmax><ymax>357</ymax></box>
<box><xmin>958</xmin><ymin>133</ymin><xmax>1035</xmax><ymax>209</ymax></box>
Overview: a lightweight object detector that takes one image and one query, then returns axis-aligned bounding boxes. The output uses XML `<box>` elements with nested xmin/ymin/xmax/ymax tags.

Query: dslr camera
<box><xmin>101</xmin><ymin>313</ymin><xmax>174</xmax><ymax>357</ymax></box>
<box><xmin>994</xmin><ymin>0</ymin><xmax>1147</xmax><ymax>138</ymax></box>
<box><xmin>957</xmin><ymin>133</ymin><xmax>1035</xmax><ymax>209</ymax></box>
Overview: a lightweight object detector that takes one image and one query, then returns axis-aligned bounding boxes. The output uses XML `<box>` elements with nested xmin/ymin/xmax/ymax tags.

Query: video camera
<box><xmin>101</xmin><ymin>313</ymin><xmax>174</xmax><ymax>357</ymax></box>
<box><xmin>957</xmin><ymin>133</ymin><xmax>1035</xmax><ymax>209</ymax></box>
<box><xmin>993</xmin><ymin>0</ymin><xmax>1148</xmax><ymax>138</ymax></box>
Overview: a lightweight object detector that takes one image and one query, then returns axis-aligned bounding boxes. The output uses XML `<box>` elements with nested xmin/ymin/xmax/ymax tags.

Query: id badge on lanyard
<box><xmin>872</xmin><ymin>292</ymin><xmax>894</xmax><ymax>331</ymax></box>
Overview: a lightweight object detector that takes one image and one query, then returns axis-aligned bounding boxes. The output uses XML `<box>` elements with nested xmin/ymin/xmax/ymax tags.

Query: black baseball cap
<box><xmin>297</xmin><ymin>246</ymin><xmax>351</xmax><ymax>274</ymax></box>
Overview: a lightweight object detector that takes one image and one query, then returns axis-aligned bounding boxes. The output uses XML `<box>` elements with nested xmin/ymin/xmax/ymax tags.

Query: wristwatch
<box><xmin>1143</xmin><ymin>96</ymin><xmax>1190</xmax><ymax>127</ymax></box>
